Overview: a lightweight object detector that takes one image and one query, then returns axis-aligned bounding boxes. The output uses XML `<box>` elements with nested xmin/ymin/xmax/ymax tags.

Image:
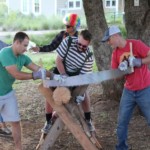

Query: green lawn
<box><xmin>23</xmin><ymin>51</ymin><xmax>97</xmax><ymax>72</ymax></box>
<box><xmin>23</xmin><ymin>52</ymin><xmax>57</xmax><ymax>72</ymax></box>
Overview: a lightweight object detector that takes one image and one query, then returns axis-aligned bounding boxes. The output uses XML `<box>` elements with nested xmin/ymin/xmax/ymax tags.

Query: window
<box><xmin>21</xmin><ymin>0</ymin><xmax>29</xmax><ymax>14</ymax></box>
<box><xmin>32</xmin><ymin>0</ymin><xmax>41</xmax><ymax>15</ymax></box>
<box><xmin>69</xmin><ymin>1</ymin><xmax>74</xmax><ymax>8</ymax></box>
<box><xmin>76</xmin><ymin>1</ymin><xmax>80</xmax><ymax>8</ymax></box>
<box><xmin>34</xmin><ymin>0</ymin><xmax>39</xmax><ymax>13</ymax></box>
<box><xmin>106</xmin><ymin>1</ymin><xmax>110</xmax><ymax>7</ymax></box>
<box><xmin>105</xmin><ymin>0</ymin><xmax>116</xmax><ymax>8</ymax></box>
<box><xmin>112</xmin><ymin>0</ymin><xmax>116</xmax><ymax>6</ymax></box>
<box><xmin>68</xmin><ymin>0</ymin><xmax>81</xmax><ymax>9</ymax></box>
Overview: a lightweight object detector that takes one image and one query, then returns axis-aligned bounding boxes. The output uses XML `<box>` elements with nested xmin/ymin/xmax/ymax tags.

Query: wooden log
<box><xmin>69</xmin><ymin>86</ymin><xmax>103</xmax><ymax>149</ymax></box>
<box><xmin>38</xmin><ymin>84</ymin><xmax>98</xmax><ymax>150</ymax></box>
<box><xmin>53</xmin><ymin>87</ymin><xmax>71</xmax><ymax>105</ymax></box>
<box><xmin>40</xmin><ymin>118</ymin><xmax>64</xmax><ymax>150</ymax></box>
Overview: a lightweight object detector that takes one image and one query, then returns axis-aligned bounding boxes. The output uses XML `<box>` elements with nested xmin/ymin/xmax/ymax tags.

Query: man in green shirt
<box><xmin>0</xmin><ymin>32</ymin><xmax>51</xmax><ymax>150</ymax></box>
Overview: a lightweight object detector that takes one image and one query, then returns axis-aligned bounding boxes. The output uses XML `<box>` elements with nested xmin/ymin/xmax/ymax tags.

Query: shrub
<box><xmin>0</xmin><ymin>10</ymin><xmax>64</xmax><ymax>31</ymax></box>
<box><xmin>29</xmin><ymin>32</ymin><xmax>60</xmax><ymax>46</ymax></box>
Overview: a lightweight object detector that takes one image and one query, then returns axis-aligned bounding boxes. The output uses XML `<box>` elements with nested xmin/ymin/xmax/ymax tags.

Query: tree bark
<box><xmin>82</xmin><ymin>0</ymin><xmax>112</xmax><ymax>71</ymax></box>
<box><xmin>125</xmin><ymin>0</ymin><xmax>150</xmax><ymax>46</ymax></box>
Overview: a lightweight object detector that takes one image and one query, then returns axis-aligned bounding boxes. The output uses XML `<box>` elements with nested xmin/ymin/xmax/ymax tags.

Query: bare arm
<box><xmin>26</xmin><ymin>62</ymin><xmax>40</xmax><ymax>72</ymax></box>
<box><xmin>55</xmin><ymin>55</ymin><xmax>66</xmax><ymax>75</ymax></box>
<box><xmin>141</xmin><ymin>50</ymin><xmax>150</xmax><ymax>64</ymax></box>
<box><xmin>6</xmin><ymin>65</ymin><xmax>33</xmax><ymax>80</ymax></box>
<box><xmin>31</xmin><ymin>32</ymin><xmax>64</xmax><ymax>53</ymax></box>
<box><xmin>30</xmin><ymin>46</ymin><xmax>40</xmax><ymax>52</ymax></box>
<box><xmin>6</xmin><ymin>62</ymin><xmax>51</xmax><ymax>80</ymax></box>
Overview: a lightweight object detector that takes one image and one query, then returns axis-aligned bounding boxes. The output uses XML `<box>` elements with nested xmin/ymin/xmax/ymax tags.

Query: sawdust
<box><xmin>0</xmin><ymin>81</ymin><xmax>150</xmax><ymax>150</ymax></box>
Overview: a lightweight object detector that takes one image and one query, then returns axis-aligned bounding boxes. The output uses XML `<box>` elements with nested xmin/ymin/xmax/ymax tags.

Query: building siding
<box><xmin>118</xmin><ymin>0</ymin><xmax>124</xmax><ymax>12</ymax></box>
<box><xmin>7</xmin><ymin>0</ymin><xmax>56</xmax><ymax>17</ymax></box>
<box><xmin>4</xmin><ymin>0</ymin><xmax>124</xmax><ymax>17</ymax></box>
<box><xmin>57</xmin><ymin>0</ymin><xmax>84</xmax><ymax>16</ymax></box>
<box><xmin>40</xmin><ymin>0</ymin><xmax>56</xmax><ymax>17</ymax></box>
<box><xmin>57</xmin><ymin>0</ymin><xmax>67</xmax><ymax>15</ymax></box>
<box><xmin>103</xmin><ymin>0</ymin><xmax>124</xmax><ymax>13</ymax></box>
<box><xmin>8</xmin><ymin>0</ymin><xmax>20</xmax><ymax>12</ymax></box>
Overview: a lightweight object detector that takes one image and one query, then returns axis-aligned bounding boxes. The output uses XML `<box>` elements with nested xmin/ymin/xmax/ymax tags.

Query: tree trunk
<box><xmin>125</xmin><ymin>0</ymin><xmax>150</xmax><ymax>46</ymax></box>
<box><xmin>82</xmin><ymin>0</ymin><xmax>111</xmax><ymax>71</ymax></box>
<box><xmin>83</xmin><ymin>0</ymin><xmax>124</xmax><ymax>101</ymax></box>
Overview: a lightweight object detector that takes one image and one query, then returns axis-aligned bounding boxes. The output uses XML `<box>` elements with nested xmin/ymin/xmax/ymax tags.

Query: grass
<box><xmin>22</xmin><ymin>51</ymin><xmax>98</xmax><ymax>72</ymax></box>
<box><xmin>22</xmin><ymin>52</ymin><xmax>57</xmax><ymax>72</ymax></box>
<box><xmin>13</xmin><ymin>52</ymin><xmax>57</xmax><ymax>87</ymax></box>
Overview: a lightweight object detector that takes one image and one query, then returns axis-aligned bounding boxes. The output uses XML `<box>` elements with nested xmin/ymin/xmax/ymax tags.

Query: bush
<box><xmin>105</xmin><ymin>12</ymin><xmax>124</xmax><ymax>24</ymax></box>
<box><xmin>3</xmin><ymin>31</ymin><xmax>60</xmax><ymax>46</ymax></box>
<box><xmin>29</xmin><ymin>31</ymin><xmax>60</xmax><ymax>46</ymax></box>
<box><xmin>0</xmin><ymin>4</ymin><xmax>8</xmax><ymax>18</ymax></box>
<box><xmin>119</xmin><ymin>25</ymin><xmax>127</xmax><ymax>38</ymax></box>
<box><xmin>0</xmin><ymin>10</ymin><xmax>64</xmax><ymax>31</ymax></box>
<box><xmin>0</xmin><ymin>9</ymin><xmax>88</xmax><ymax>31</ymax></box>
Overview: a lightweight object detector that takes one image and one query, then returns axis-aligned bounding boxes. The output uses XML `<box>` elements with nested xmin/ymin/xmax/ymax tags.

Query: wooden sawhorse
<box><xmin>36</xmin><ymin>84</ymin><xmax>102</xmax><ymax>150</ymax></box>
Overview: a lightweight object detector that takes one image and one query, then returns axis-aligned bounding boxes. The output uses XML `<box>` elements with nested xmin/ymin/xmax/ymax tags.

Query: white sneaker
<box><xmin>1</xmin><ymin>127</ymin><xmax>12</xmax><ymax>135</ymax></box>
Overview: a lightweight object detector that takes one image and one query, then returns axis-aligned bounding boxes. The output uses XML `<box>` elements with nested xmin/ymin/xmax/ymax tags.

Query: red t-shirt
<box><xmin>111</xmin><ymin>39</ymin><xmax>150</xmax><ymax>91</ymax></box>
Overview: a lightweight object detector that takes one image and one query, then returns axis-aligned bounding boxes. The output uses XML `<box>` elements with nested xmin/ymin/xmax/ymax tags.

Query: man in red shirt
<box><xmin>102</xmin><ymin>25</ymin><xmax>150</xmax><ymax>150</ymax></box>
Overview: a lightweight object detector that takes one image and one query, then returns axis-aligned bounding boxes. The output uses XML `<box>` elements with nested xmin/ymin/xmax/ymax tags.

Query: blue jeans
<box><xmin>116</xmin><ymin>86</ymin><xmax>150</xmax><ymax>150</ymax></box>
<box><xmin>0</xmin><ymin>114</ymin><xmax>3</xmax><ymax>122</ymax></box>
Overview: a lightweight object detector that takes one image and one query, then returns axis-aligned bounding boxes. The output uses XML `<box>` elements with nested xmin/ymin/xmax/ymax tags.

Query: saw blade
<box><xmin>43</xmin><ymin>68</ymin><xmax>132</xmax><ymax>87</ymax></box>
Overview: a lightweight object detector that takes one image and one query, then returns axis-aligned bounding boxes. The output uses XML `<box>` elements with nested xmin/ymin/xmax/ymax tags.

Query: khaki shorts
<box><xmin>0</xmin><ymin>90</ymin><xmax>20</xmax><ymax>122</ymax></box>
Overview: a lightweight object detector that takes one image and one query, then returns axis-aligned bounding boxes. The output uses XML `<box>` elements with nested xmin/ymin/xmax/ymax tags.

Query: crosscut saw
<box><xmin>43</xmin><ymin>68</ymin><xmax>132</xmax><ymax>87</ymax></box>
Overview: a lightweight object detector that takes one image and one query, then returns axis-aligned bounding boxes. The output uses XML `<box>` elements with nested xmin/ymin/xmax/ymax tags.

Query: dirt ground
<box><xmin>0</xmin><ymin>80</ymin><xmax>150</xmax><ymax>150</ymax></box>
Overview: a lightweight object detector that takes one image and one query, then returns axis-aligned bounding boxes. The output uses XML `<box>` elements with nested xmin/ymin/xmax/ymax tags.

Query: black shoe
<box><xmin>85</xmin><ymin>119</ymin><xmax>95</xmax><ymax>132</ymax></box>
<box><xmin>41</xmin><ymin>121</ymin><xmax>52</xmax><ymax>134</ymax></box>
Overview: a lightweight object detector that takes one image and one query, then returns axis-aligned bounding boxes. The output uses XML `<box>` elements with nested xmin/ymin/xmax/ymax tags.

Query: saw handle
<box><xmin>129</xmin><ymin>42</ymin><xmax>134</xmax><ymax>72</ymax></box>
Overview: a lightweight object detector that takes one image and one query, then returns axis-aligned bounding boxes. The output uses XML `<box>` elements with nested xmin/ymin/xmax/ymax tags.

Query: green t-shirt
<box><xmin>0</xmin><ymin>46</ymin><xmax>32</xmax><ymax>95</ymax></box>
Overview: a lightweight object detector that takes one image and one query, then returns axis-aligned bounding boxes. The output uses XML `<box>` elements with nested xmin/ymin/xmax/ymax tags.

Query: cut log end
<box><xmin>53</xmin><ymin>87</ymin><xmax>71</xmax><ymax>105</ymax></box>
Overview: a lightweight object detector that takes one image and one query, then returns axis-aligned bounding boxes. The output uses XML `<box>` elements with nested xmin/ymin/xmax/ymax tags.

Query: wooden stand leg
<box><xmin>36</xmin><ymin>133</ymin><xmax>46</xmax><ymax>150</ymax></box>
<box><xmin>66</xmin><ymin>101</ymin><xmax>103</xmax><ymax>150</ymax></box>
<box><xmin>40</xmin><ymin>118</ymin><xmax>64</xmax><ymax>150</ymax></box>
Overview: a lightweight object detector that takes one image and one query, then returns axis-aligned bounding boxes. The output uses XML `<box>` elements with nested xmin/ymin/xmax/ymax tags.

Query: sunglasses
<box><xmin>65</xmin><ymin>25</ymin><xmax>72</xmax><ymax>28</ymax></box>
<box><xmin>78</xmin><ymin>42</ymin><xmax>88</xmax><ymax>50</ymax></box>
